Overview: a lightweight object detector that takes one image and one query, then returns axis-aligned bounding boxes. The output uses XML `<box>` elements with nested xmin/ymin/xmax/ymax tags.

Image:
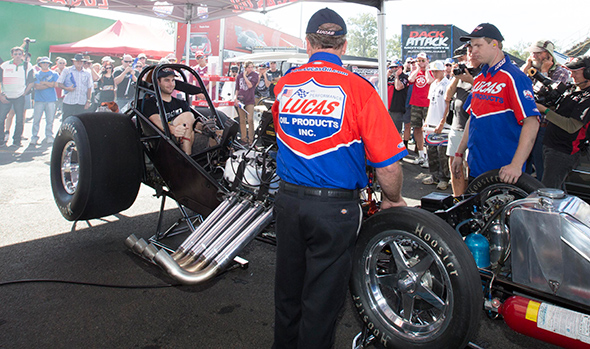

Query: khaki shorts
<box><xmin>446</xmin><ymin>128</ymin><xmax>464</xmax><ymax>156</ymax></box>
<box><xmin>410</xmin><ymin>105</ymin><xmax>428</xmax><ymax>128</ymax></box>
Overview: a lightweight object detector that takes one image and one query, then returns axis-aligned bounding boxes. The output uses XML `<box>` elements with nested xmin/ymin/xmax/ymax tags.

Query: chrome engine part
<box><xmin>125</xmin><ymin>193</ymin><xmax>273</xmax><ymax>285</ymax></box>
<box><xmin>508</xmin><ymin>188</ymin><xmax>590</xmax><ymax>306</ymax></box>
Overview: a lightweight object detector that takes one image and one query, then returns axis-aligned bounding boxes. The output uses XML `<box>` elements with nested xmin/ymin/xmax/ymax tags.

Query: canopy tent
<box><xmin>9</xmin><ymin>0</ymin><xmax>390</xmax><ymax>101</ymax></box>
<box><xmin>49</xmin><ymin>20</ymin><xmax>174</xmax><ymax>59</ymax></box>
<box><xmin>3</xmin><ymin>0</ymin><xmax>380</xmax><ymax>23</ymax></box>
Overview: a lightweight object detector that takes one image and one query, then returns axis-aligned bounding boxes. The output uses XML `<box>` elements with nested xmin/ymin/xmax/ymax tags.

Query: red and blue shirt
<box><xmin>464</xmin><ymin>54</ymin><xmax>540</xmax><ymax>177</ymax></box>
<box><xmin>272</xmin><ymin>52</ymin><xmax>407</xmax><ymax>190</ymax></box>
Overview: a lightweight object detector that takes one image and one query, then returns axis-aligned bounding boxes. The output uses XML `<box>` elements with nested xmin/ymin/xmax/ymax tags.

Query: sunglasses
<box><xmin>123</xmin><ymin>60</ymin><xmax>133</xmax><ymax>63</ymax></box>
<box><xmin>417</xmin><ymin>59</ymin><xmax>427</xmax><ymax>62</ymax></box>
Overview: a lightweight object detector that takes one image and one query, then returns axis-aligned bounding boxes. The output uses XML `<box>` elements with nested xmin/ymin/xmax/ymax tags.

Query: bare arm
<box><xmin>499</xmin><ymin>116</ymin><xmax>540</xmax><ymax>184</ymax></box>
<box><xmin>375</xmin><ymin>162</ymin><xmax>407</xmax><ymax>209</ymax></box>
<box><xmin>408</xmin><ymin>68</ymin><xmax>420</xmax><ymax>83</ymax></box>
<box><xmin>451</xmin><ymin>118</ymin><xmax>470</xmax><ymax>179</ymax></box>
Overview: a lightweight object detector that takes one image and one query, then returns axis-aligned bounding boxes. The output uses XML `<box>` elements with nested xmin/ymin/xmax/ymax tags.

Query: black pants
<box><xmin>273</xmin><ymin>189</ymin><xmax>361</xmax><ymax>349</ymax></box>
<box><xmin>542</xmin><ymin>146</ymin><xmax>581</xmax><ymax>190</ymax></box>
<box><xmin>0</xmin><ymin>95</ymin><xmax>25</xmax><ymax>144</ymax></box>
<box><xmin>62</xmin><ymin>103</ymin><xmax>87</xmax><ymax>119</ymax></box>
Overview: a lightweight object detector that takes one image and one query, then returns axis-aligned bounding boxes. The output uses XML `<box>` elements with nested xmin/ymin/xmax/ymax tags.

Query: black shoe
<box><xmin>10</xmin><ymin>141</ymin><xmax>22</xmax><ymax>148</ymax></box>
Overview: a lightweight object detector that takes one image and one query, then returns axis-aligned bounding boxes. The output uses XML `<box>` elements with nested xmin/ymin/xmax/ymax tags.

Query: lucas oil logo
<box><xmin>278</xmin><ymin>78</ymin><xmax>346</xmax><ymax>143</ymax></box>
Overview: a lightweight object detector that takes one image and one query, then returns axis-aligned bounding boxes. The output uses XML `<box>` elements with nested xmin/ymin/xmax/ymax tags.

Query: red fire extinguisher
<box><xmin>499</xmin><ymin>295</ymin><xmax>590</xmax><ymax>348</ymax></box>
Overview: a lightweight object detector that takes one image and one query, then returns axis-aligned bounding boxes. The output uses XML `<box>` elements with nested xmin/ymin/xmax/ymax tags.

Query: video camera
<box><xmin>453</xmin><ymin>63</ymin><xmax>475</xmax><ymax>76</ymax></box>
<box><xmin>527</xmin><ymin>67</ymin><xmax>571</xmax><ymax>107</ymax></box>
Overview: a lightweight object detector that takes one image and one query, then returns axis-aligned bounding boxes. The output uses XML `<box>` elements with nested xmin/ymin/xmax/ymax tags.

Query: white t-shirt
<box><xmin>424</xmin><ymin>76</ymin><xmax>451</xmax><ymax>128</ymax></box>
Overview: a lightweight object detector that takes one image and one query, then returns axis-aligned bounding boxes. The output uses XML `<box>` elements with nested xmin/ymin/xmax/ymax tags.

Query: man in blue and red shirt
<box><xmin>451</xmin><ymin>23</ymin><xmax>540</xmax><ymax>184</ymax></box>
<box><xmin>271</xmin><ymin>8</ymin><xmax>407</xmax><ymax>349</ymax></box>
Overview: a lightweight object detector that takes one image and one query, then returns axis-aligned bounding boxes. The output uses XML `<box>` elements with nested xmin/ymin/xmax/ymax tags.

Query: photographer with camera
<box><xmin>521</xmin><ymin>40</ymin><xmax>570</xmax><ymax>84</ymax></box>
<box><xmin>521</xmin><ymin>39</ymin><xmax>570</xmax><ymax>180</ymax></box>
<box><xmin>536</xmin><ymin>55</ymin><xmax>590</xmax><ymax>190</ymax></box>
<box><xmin>113</xmin><ymin>54</ymin><xmax>137</xmax><ymax>109</ymax></box>
<box><xmin>445</xmin><ymin>44</ymin><xmax>482</xmax><ymax>196</ymax></box>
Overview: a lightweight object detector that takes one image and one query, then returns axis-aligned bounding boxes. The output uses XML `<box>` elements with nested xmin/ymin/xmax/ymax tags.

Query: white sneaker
<box><xmin>421</xmin><ymin>159</ymin><xmax>429</xmax><ymax>168</ymax></box>
<box><xmin>437</xmin><ymin>181</ymin><xmax>449</xmax><ymax>190</ymax></box>
<box><xmin>422</xmin><ymin>176</ymin><xmax>436</xmax><ymax>185</ymax></box>
<box><xmin>412</xmin><ymin>156</ymin><xmax>425</xmax><ymax>165</ymax></box>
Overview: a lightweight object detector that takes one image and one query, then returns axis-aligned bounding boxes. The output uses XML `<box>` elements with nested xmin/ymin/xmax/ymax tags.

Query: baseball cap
<box><xmin>101</xmin><ymin>56</ymin><xmax>115</xmax><ymax>63</ymax></box>
<box><xmin>257</xmin><ymin>62</ymin><xmax>269</xmax><ymax>68</ymax></box>
<box><xmin>138</xmin><ymin>53</ymin><xmax>147</xmax><ymax>59</ymax></box>
<box><xmin>157</xmin><ymin>68</ymin><xmax>175</xmax><ymax>79</ymax></box>
<box><xmin>460</xmin><ymin>23</ymin><xmax>504</xmax><ymax>42</ymax></box>
<box><xmin>444</xmin><ymin>58</ymin><xmax>454</xmax><ymax>65</ymax></box>
<box><xmin>195</xmin><ymin>51</ymin><xmax>205</xmax><ymax>58</ymax></box>
<box><xmin>306</xmin><ymin>8</ymin><xmax>347</xmax><ymax>36</ymax></box>
<box><xmin>453</xmin><ymin>44</ymin><xmax>468</xmax><ymax>58</ymax></box>
<box><xmin>429</xmin><ymin>60</ymin><xmax>445</xmax><ymax>71</ymax></box>
<box><xmin>526</xmin><ymin>40</ymin><xmax>555</xmax><ymax>54</ymax></box>
<box><xmin>405</xmin><ymin>57</ymin><xmax>414</xmax><ymax>64</ymax></box>
<box><xmin>388</xmin><ymin>59</ymin><xmax>403</xmax><ymax>68</ymax></box>
<box><xmin>417</xmin><ymin>52</ymin><xmax>428</xmax><ymax>60</ymax></box>
<box><xmin>565</xmin><ymin>55</ymin><xmax>590</xmax><ymax>70</ymax></box>
<box><xmin>38</xmin><ymin>56</ymin><xmax>52</xmax><ymax>65</ymax></box>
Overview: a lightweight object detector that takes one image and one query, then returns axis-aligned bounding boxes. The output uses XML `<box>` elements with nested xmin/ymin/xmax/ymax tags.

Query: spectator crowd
<box><xmin>1</xmin><ymin>27</ymin><xmax>589</xmax><ymax>193</ymax></box>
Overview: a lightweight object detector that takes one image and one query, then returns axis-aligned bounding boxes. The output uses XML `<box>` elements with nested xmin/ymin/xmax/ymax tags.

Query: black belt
<box><xmin>280</xmin><ymin>181</ymin><xmax>359</xmax><ymax>200</ymax></box>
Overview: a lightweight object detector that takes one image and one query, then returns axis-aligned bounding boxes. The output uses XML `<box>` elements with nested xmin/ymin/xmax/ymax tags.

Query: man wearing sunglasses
<box><xmin>113</xmin><ymin>54</ymin><xmax>137</xmax><ymax>108</ymax></box>
<box><xmin>0</xmin><ymin>46</ymin><xmax>35</xmax><ymax>147</ymax></box>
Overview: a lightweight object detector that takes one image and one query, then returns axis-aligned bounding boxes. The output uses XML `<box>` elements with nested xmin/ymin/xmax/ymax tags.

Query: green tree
<box><xmin>505</xmin><ymin>40</ymin><xmax>530</xmax><ymax>62</ymax></box>
<box><xmin>347</xmin><ymin>13</ymin><xmax>378</xmax><ymax>58</ymax></box>
<box><xmin>387</xmin><ymin>34</ymin><xmax>402</xmax><ymax>60</ymax></box>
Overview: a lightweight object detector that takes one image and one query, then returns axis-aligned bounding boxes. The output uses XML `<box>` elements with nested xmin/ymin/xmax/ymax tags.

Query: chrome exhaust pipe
<box><xmin>151</xmin><ymin>207</ymin><xmax>273</xmax><ymax>285</ymax></box>
<box><xmin>214</xmin><ymin>207</ymin><xmax>273</xmax><ymax>268</ymax></box>
<box><xmin>171</xmin><ymin>193</ymin><xmax>239</xmax><ymax>260</ymax></box>
<box><xmin>177</xmin><ymin>199</ymin><xmax>252</xmax><ymax>267</ymax></box>
<box><xmin>183</xmin><ymin>203</ymin><xmax>264</xmax><ymax>272</ymax></box>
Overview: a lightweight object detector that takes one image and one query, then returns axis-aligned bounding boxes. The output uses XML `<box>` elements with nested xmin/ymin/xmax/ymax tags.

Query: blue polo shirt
<box><xmin>464</xmin><ymin>54</ymin><xmax>539</xmax><ymax>177</ymax></box>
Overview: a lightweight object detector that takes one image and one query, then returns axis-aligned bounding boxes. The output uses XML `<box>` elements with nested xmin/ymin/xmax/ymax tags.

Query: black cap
<box><xmin>460</xmin><ymin>23</ymin><xmax>504</xmax><ymax>42</ymax></box>
<box><xmin>305</xmin><ymin>8</ymin><xmax>347</xmax><ymax>36</ymax></box>
<box><xmin>453</xmin><ymin>44</ymin><xmax>468</xmax><ymax>58</ymax></box>
<box><xmin>565</xmin><ymin>55</ymin><xmax>590</xmax><ymax>70</ymax></box>
<box><xmin>157</xmin><ymin>68</ymin><xmax>175</xmax><ymax>78</ymax></box>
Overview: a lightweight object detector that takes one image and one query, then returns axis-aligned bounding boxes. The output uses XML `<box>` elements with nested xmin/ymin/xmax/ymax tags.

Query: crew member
<box><xmin>536</xmin><ymin>55</ymin><xmax>590</xmax><ymax>189</ymax></box>
<box><xmin>271</xmin><ymin>8</ymin><xmax>407</xmax><ymax>349</ymax></box>
<box><xmin>451</xmin><ymin>23</ymin><xmax>540</xmax><ymax>184</ymax></box>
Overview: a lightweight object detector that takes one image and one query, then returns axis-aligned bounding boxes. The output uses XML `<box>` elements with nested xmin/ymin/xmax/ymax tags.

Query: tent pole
<box><xmin>186</xmin><ymin>21</ymin><xmax>191</xmax><ymax>64</ymax></box>
<box><xmin>218</xmin><ymin>18</ymin><xmax>226</xmax><ymax>76</ymax></box>
<box><xmin>185</xmin><ymin>3</ymin><xmax>192</xmax><ymax>64</ymax></box>
<box><xmin>377</xmin><ymin>2</ymin><xmax>387</xmax><ymax>105</ymax></box>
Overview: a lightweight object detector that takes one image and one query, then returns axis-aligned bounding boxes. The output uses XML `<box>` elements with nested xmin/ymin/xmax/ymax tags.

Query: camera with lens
<box><xmin>453</xmin><ymin>63</ymin><xmax>475</xmax><ymax>76</ymax></box>
<box><xmin>527</xmin><ymin>68</ymin><xmax>571</xmax><ymax>107</ymax></box>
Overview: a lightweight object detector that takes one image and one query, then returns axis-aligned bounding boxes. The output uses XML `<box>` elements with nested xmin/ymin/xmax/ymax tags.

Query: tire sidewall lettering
<box><xmin>352</xmin><ymin>296</ymin><xmax>391</xmax><ymax>347</ymax></box>
<box><xmin>414</xmin><ymin>223</ymin><xmax>458</xmax><ymax>277</ymax></box>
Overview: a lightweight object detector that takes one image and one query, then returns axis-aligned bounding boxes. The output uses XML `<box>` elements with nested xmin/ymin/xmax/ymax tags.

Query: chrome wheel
<box><xmin>364</xmin><ymin>230</ymin><xmax>453</xmax><ymax>339</ymax></box>
<box><xmin>61</xmin><ymin>140</ymin><xmax>79</xmax><ymax>195</ymax></box>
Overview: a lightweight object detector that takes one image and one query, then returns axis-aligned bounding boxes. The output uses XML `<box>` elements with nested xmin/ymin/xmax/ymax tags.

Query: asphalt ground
<box><xmin>0</xmin><ymin>113</ymin><xmax>559</xmax><ymax>349</ymax></box>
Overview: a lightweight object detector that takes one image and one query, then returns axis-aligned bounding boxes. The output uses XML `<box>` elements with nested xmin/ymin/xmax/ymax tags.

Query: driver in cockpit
<box><xmin>142</xmin><ymin>69</ymin><xmax>196</xmax><ymax>154</ymax></box>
